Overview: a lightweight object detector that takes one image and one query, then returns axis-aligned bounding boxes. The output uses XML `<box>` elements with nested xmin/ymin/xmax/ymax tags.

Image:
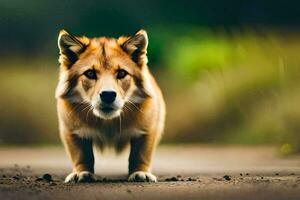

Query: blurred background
<box><xmin>0</xmin><ymin>0</ymin><xmax>300</xmax><ymax>155</ymax></box>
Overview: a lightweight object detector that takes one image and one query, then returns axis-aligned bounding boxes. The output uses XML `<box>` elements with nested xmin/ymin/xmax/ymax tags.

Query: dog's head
<box><xmin>56</xmin><ymin>30</ymin><xmax>149</xmax><ymax>120</ymax></box>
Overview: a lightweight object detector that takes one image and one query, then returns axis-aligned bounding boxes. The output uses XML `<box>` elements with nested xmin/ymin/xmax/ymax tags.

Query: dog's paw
<box><xmin>64</xmin><ymin>171</ymin><xmax>97</xmax><ymax>183</ymax></box>
<box><xmin>128</xmin><ymin>171</ymin><xmax>157</xmax><ymax>182</ymax></box>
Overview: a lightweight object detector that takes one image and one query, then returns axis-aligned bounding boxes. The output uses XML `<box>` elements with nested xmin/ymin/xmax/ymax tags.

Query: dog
<box><xmin>56</xmin><ymin>29</ymin><xmax>166</xmax><ymax>183</ymax></box>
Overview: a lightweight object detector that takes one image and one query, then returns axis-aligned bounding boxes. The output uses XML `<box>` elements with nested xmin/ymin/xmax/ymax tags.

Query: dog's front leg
<box><xmin>61</xmin><ymin>132</ymin><xmax>96</xmax><ymax>183</ymax></box>
<box><xmin>128</xmin><ymin>133</ymin><xmax>158</xmax><ymax>182</ymax></box>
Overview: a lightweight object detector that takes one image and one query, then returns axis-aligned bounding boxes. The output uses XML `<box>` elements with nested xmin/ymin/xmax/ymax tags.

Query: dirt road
<box><xmin>0</xmin><ymin>145</ymin><xmax>300</xmax><ymax>200</ymax></box>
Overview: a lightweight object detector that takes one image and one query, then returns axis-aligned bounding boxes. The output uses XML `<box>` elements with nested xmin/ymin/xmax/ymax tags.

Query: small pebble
<box><xmin>42</xmin><ymin>173</ymin><xmax>52</xmax><ymax>182</ymax></box>
<box><xmin>223</xmin><ymin>175</ymin><xmax>231</xmax><ymax>181</ymax></box>
<box><xmin>165</xmin><ymin>177</ymin><xmax>179</xmax><ymax>181</ymax></box>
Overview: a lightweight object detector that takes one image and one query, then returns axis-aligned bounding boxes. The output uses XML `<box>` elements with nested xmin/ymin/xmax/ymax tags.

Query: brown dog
<box><xmin>56</xmin><ymin>29</ymin><xmax>166</xmax><ymax>183</ymax></box>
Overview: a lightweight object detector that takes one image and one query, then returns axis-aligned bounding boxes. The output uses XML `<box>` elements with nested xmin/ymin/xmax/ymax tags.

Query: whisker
<box><xmin>67</xmin><ymin>103</ymin><xmax>82</xmax><ymax>117</ymax></box>
<box><xmin>124</xmin><ymin>104</ymin><xmax>133</xmax><ymax>112</ymax></box>
<box><xmin>81</xmin><ymin>104</ymin><xmax>92</xmax><ymax>113</ymax></box>
<box><xmin>127</xmin><ymin>100</ymin><xmax>144</xmax><ymax>113</ymax></box>
<box><xmin>86</xmin><ymin>106</ymin><xmax>93</xmax><ymax>122</ymax></box>
<box><xmin>119</xmin><ymin>114</ymin><xmax>122</xmax><ymax>135</ymax></box>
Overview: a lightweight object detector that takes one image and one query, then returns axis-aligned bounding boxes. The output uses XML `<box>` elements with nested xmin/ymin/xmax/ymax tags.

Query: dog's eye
<box><xmin>83</xmin><ymin>69</ymin><xmax>97</xmax><ymax>79</ymax></box>
<box><xmin>116</xmin><ymin>69</ymin><xmax>128</xmax><ymax>79</ymax></box>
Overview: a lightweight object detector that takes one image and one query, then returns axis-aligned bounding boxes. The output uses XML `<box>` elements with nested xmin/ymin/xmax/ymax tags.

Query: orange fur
<box><xmin>56</xmin><ymin>29</ymin><xmax>165</xmax><ymax>183</ymax></box>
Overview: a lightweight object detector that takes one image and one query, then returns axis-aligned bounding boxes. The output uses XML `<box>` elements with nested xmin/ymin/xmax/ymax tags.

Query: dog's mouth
<box><xmin>92</xmin><ymin>101</ymin><xmax>123</xmax><ymax>120</ymax></box>
<box><xmin>92</xmin><ymin>105</ymin><xmax>121</xmax><ymax>120</ymax></box>
<box><xmin>100</xmin><ymin>106</ymin><xmax>114</xmax><ymax>113</ymax></box>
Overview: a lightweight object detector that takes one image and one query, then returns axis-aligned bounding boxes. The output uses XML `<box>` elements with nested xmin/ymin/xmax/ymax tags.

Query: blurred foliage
<box><xmin>159</xmin><ymin>28</ymin><xmax>300</xmax><ymax>154</ymax></box>
<box><xmin>162</xmin><ymin>27</ymin><xmax>231</xmax><ymax>80</ymax></box>
<box><xmin>1</xmin><ymin>0</ymin><xmax>300</xmax><ymax>154</ymax></box>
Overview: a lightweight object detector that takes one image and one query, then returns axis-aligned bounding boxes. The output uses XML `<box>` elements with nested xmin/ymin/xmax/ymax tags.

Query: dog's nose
<box><xmin>100</xmin><ymin>91</ymin><xmax>117</xmax><ymax>104</ymax></box>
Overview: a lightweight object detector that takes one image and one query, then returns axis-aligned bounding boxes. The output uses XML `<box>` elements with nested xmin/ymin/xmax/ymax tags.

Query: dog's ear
<box><xmin>119</xmin><ymin>29</ymin><xmax>148</xmax><ymax>67</ymax></box>
<box><xmin>58</xmin><ymin>30</ymin><xmax>89</xmax><ymax>67</ymax></box>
